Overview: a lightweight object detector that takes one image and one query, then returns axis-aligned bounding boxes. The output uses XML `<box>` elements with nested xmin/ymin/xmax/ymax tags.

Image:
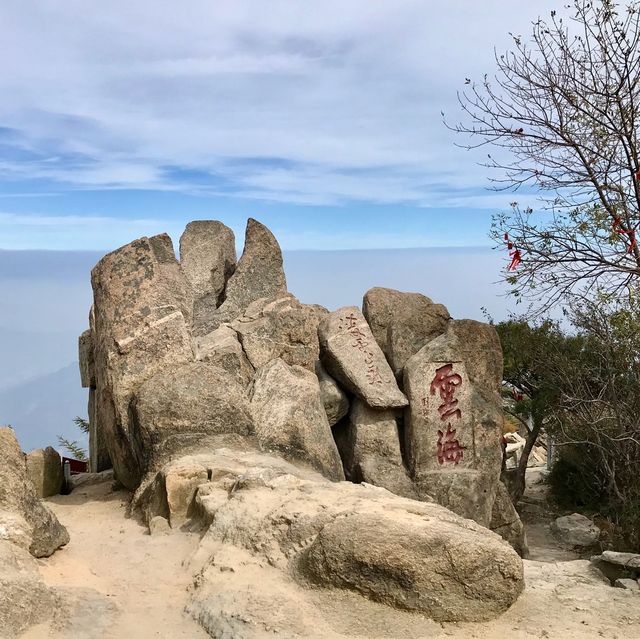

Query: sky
<box><xmin>0</xmin><ymin>1</ymin><xmax>564</xmax><ymax>450</ymax></box>
<box><xmin>0</xmin><ymin>0</ymin><xmax>557</xmax><ymax>252</ymax></box>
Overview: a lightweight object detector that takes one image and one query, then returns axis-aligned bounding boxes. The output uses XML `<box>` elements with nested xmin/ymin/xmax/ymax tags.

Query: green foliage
<box><xmin>57</xmin><ymin>436</ymin><xmax>87</xmax><ymax>462</ymax></box>
<box><xmin>73</xmin><ymin>416</ymin><xmax>90</xmax><ymax>434</ymax></box>
<box><xmin>57</xmin><ymin>416</ymin><xmax>89</xmax><ymax>461</ymax></box>
<box><xmin>501</xmin><ymin>298</ymin><xmax>640</xmax><ymax>550</ymax></box>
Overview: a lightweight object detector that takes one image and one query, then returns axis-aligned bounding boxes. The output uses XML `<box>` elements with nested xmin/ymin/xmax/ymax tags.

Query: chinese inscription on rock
<box><xmin>340</xmin><ymin>312</ymin><xmax>384</xmax><ymax>386</ymax></box>
<box><xmin>429</xmin><ymin>363</ymin><xmax>466</xmax><ymax>465</ymax></box>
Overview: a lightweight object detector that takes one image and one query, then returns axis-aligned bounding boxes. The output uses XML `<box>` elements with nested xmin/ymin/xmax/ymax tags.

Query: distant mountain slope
<box><xmin>0</xmin><ymin>362</ymin><xmax>89</xmax><ymax>453</ymax></box>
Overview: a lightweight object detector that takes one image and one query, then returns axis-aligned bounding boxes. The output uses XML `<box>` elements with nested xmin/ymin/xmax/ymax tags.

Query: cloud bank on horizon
<box><xmin>0</xmin><ymin>0</ymin><xmax>556</xmax><ymax>250</ymax></box>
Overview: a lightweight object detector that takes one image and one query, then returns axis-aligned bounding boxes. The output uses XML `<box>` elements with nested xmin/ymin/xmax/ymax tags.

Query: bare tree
<box><xmin>451</xmin><ymin>0</ymin><xmax>640</xmax><ymax>310</ymax></box>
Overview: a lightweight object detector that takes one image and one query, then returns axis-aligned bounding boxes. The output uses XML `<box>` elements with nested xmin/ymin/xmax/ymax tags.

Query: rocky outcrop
<box><xmin>231</xmin><ymin>294</ymin><xmax>326</xmax><ymax>371</ymax></box>
<box><xmin>0</xmin><ymin>427</ymin><xmax>69</xmax><ymax>558</ymax></box>
<box><xmin>318</xmin><ymin>307</ymin><xmax>408</xmax><ymax>409</ymax></box>
<box><xmin>335</xmin><ymin>399</ymin><xmax>416</xmax><ymax>498</ymax></box>
<box><xmin>250</xmin><ymin>359</ymin><xmax>344</xmax><ymax>481</ymax></box>
<box><xmin>197</xmin><ymin>218</ymin><xmax>287</xmax><ymax>334</ymax></box>
<box><xmin>131</xmin><ymin>362</ymin><xmax>254</xmax><ymax>473</ymax></box>
<box><xmin>25</xmin><ymin>447</ymin><xmax>64</xmax><ymax>498</ymax></box>
<box><xmin>180</xmin><ymin>220</ymin><xmax>237</xmax><ymax>333</ymax></box>
<box><xmin>79</xmin><ymin>218</ymin><xmax>526</xmax><ymax>624</ymax></box>
<box><xmin>90</xmin><ymin>233</ymin><xmax>194</xmax><ymax>489</ymax></box>
<box><xmin>139</xmin><ymin>449</ymin><xmax>523</xmax><ymax>629</ymax></box>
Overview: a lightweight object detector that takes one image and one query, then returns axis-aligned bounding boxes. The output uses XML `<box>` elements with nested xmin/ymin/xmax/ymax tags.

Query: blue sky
<box><xmin>0</xmin><ymin>0</ymin><xmax>555</xmax><ymax>252</ymax></box>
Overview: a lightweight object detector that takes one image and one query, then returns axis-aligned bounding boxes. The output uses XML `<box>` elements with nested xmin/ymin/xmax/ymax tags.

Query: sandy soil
<box><xmin>23</xmin><ymin>478</ymin><xmax>208</xmax><ymax>639</ymax></box>
<box><xmin>21</xmin><ymin>472</ymin><xmax>640</xmax><ymax>639</ymax></box>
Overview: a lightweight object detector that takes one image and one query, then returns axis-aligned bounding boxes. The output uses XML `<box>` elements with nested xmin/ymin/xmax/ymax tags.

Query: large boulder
<box><xmin>403</xmin><ymin>331</ymin><xmax>503</xmax><ymax>526</ymax></box>
<box><xmin>362</xmin><ymin>287</ymin><xmax>450</xmax><ymax>363</ymax></box>
<box><xmin>335</xmin><ymin>399</ymin><xmax>416</xmax><ymax>498</ymax></box>
<box><xmin>318</xmin><ymin>307</ymin><xmax>408</xmax><ymax>409</ymax></box>
<box><xmin>315</xmin><ymin>361</ymin><xmax>349</xmax><ymax>426</ymax></box>
<box><xmin>0</xmin><ymin>427</ymin><xmax>69</xmax><ymax>558</ymax></box>
<box><xmin>197</xmin><ymin>218</ymin><xmax>288</xmax><ymax>333</ymax></box>
<box><xmin>179</xmin><ymin>220</ymin><xmax>237</xmax><ymax>333</ymax></box>
<box><xmin>249</xmin><ymin>359</ymin><xmax>344</xmax><ymax>481</ymax></box>
<box><xmin>141</xmin><ymin>449</ymin><xmax>524</xmax><ymax>629</ymax></box>
<box><xmin>90</xmin><ymin>233</ymin><xmax>194</xmax><ymax>489</ymax></box>
<box><xmin>130</xmin><ymin>362</ymin><xmax>254</xmax><ymax>473</ymax></box>
<box><xmin>193</xmin><ymin>325</ymin><xmax>254</xmax><ymax>388</ymax></box>
<box><xmin>551</xmin><ymin>513</ymin><xmax>600</xmax><ymax>548</ymax></box>
<box><xmin>25</xmin><ymin>447</ymin><xmax>63</xmax><ymax>498</ymax></box>
<box><xmin>231</xmin><ymin>294</ymin><xmax>327</xmax><ymax>371</ymax></box>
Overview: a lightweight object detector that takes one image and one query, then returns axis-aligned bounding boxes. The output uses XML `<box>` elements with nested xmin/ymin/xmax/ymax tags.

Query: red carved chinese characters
<box><xmin>429</xmin><ymin>363</ymin><xmax>466</xmax><ymax>465</ymax></box>
<box><xmin>429</xmin><ymin>363</ymin><xmax>462</xmax><ymax>420</ymax></box>
<box><xmin>437</xmin><ymin>424</ymin><xmax>466</xmax><ymax>465</ymax></box>
<box><xmin>339</xmin><ymin>313</ymin><xmax>384</xmax><ymax>386</ymax></box>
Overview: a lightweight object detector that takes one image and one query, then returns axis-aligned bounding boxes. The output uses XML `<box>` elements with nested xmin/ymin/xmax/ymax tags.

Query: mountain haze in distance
<box><xmin>0</xmin><ymin>242</ymin><xmax>512</xmax><ymax>452</ymax></box>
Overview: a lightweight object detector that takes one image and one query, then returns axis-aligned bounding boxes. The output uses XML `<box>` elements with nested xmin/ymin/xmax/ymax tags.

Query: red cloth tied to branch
<box><xmin>504</xmin><ymin>233</ymin><xmax>522</xmax><ymax>271</ymax></box>
<box><xmin>612</xmin><ymin>217</ymin><xmax>637</xmax><ymax>254</ymax></box>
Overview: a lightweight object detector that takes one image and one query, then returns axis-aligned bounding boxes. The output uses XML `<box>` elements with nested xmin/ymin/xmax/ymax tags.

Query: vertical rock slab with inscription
<box><xmin>318</xmin><ymin>307</ymin><xmax>408</xmax><ymax>409</ymax></box>
<box><xmin>404</xmin><ymin>331</ymin><xmax>503</xmax><ymax>526</ymax></box>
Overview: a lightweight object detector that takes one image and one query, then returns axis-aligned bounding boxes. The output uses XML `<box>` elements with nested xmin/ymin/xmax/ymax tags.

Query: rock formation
<box><xmin>0</xmin><ymin>427</ymin><xmax>70</xmax><ymax>637</ymax></box>
<box><xmin>78</xmin><ymin>217</ymin><xmax>527</xmax><ymax>630</ymax></box>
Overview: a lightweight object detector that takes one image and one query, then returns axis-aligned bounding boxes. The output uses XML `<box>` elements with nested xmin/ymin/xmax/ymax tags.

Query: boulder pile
<box><xmin>79</xmin><ymin>218</ymin><xmax>527</xmax><ymax>627</ymax></box>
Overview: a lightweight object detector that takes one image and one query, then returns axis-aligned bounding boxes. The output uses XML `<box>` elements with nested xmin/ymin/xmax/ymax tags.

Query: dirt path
<box><xmin>24</xmin><ymin>478</ymin><xmax>208</xmax><ymax>639</ymax></box>
<box><xmin>21</xmin><ymin>472</ymin><xmax>640</xmax><ymax>639</ymax></box>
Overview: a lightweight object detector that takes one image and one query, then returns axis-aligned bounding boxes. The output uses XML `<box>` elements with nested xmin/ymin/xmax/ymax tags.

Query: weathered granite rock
<box><xmin>319</xmin><ymin>307</ymin><xmax>408</xmax><ymax>409</ymax></box>
<box><xmin>0</xmin><ymin>427</ymin><xmax>69</xmax><ymax>558</ymax></box>
<box><xmin>250</xmin><ymin>359</ymin><xmax>344</xmax><ymax>481</ymax></box>
<box><xmin>362</xmin><ymin>287</ymin><xmax>450</xmax><ymax>360</ymax></box>
<box><xmin>598</xmin><ymin>550</ymin><xmax>640</xmax><ymax>569</ymax></box>
<box><xmin>25</xmin><ymin>447</ymin><xmax>63</xmax><ymax>498</ymax></box>
<box><xmin>315</xmin><ymin>361</ymin><xmax>349</xmax><ymax>426</ymax></box>
<box><xmin>302</xmin><ymin>509</ymin><xmax>521</xmax><ymax>622</ymax></box>
<box><xmin>78</xmin><ymin>328</ymin><xmax>95</xmax><ymax>388</ymax></box>
<box><xmin>131</xmin><ymin>362</ymin><xmax>254</xmax><ymax>473</ymax></box>
<box><xmin>194</xmin><ymin>325</ymin><xmax>254</xmax><ymax>388</ymax></box>
<box><xmin>403</xmin><ymin>332</ymin><xmax>503</xmax><ymax>526</ymax></box>
<box><xmin>551</xmin><ymin>513</ymin><xmax>600</xmax><ymax>548</ymax></box>
<box><xmin>90</xmin><ymin>233</ymin><xmax>194</xmax><ymax>489</ymax></box>
<box><xmin>614</xmin><ymin>578</ymin><xmax>640</xmax><ymax>590</ymax></box>
<box><xmin>151</xmin><ymin>449</ymin><xmax>524</xmax><ymax>627</ymax></box>
<box><xmin>88</xmin><ymin>388</ymin><xmax>111</xmax><ymax>473</ymax></box>
<box><xmin>386</xmin><ymin>304</ymin><xmax>450</xmax><ymax>374</ymax></box>
<box><xmin>448</xmin><ymin>320</ymin><xmax>503</xmax><ymax>396</ymax></box>
<box><xmin>335</xmin><ymin>399</ymin><xmax>416</xmax><ymax>498</ymax></box>
<box><xmin>180</xmin><ymin>221</ymin><xmax>237</xmax><ymax>332</ymax></box>
<box><xmin>198</xmin><ymin>218</ymin><xmax>287</xmax><ymax>333</ymax></box>
<box><xmin>0</xmin><ymin>540</ymin><xmax>57</xmax><ymax>638</ymax></box>
<box><xmin>490</xmin><ymin>481</ymin><xmax>528</xmax><ymax>557</ymax></box>
<box><xmin>231</xmin><ymin>294</ymin><xmax>327</xmax><ymax>371</ymax></box>
<box><xmin>149</xmin><ymin>515</ymin><xmax>171</xmax><ymax>536</ymax></box>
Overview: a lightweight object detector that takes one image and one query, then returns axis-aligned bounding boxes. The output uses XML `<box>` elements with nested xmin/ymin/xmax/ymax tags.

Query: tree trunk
<box><xmin>511</xmin><ymin>418</ymin><xmax>542</xmax><ymax>504</ymax></box>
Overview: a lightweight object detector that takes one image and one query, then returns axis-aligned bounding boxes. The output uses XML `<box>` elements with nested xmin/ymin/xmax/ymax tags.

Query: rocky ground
<box><xmin>18</xmin><ymin>473</ymin><xmax>640</xmax><ymax>639</ymax></box>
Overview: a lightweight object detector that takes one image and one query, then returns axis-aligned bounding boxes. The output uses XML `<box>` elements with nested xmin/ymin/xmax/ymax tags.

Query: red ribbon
<box><xmin>504</xmin><ymin>233</ymin><xmax>522</xmax><ymax>271</ymax></box>
<box><xmin>612</xmin><ymin>217</ymin><xmax>637</xmax><ymax>254</ymax></box>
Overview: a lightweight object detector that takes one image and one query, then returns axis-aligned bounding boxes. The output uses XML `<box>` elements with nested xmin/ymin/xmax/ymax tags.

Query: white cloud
<box><xmin>0</xmin><ymin>0</ymin><xmax>558</xmax><ymax>204</ymax></box>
